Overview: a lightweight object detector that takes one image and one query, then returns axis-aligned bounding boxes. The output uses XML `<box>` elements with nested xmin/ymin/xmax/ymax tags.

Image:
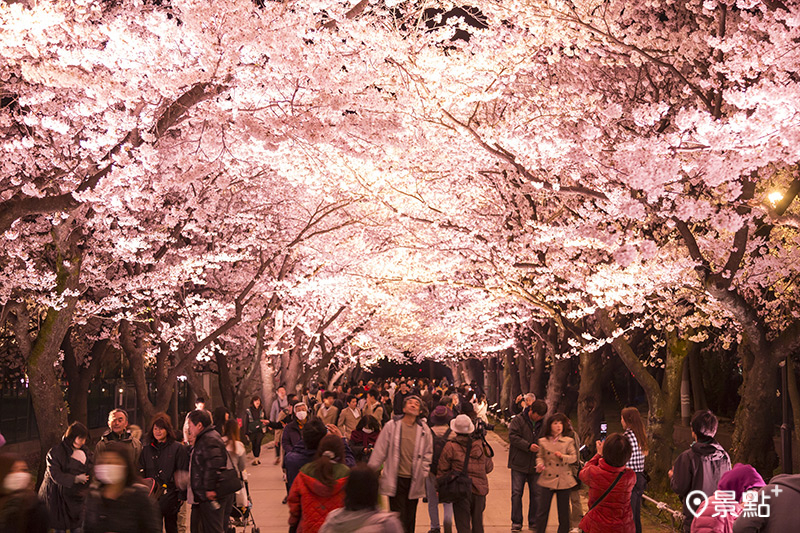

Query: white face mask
<box><xmin>3</xmin><ymin>472</ymin><xmax>31</xmax><ymax>492</ymax></box>
<box><xmin>295</xmin><ymin>411</ymin><xmax>308</xmax><ymax>421</ymax></box>
<box><xmin>95</xmin><ymin>464</ymin><xmax>127</xmax><ymax>485</ymax></box>
<box><xmin>362</xmin><ymin>428</ymin><xmax>374</xmax><ymax>434</ymax></box>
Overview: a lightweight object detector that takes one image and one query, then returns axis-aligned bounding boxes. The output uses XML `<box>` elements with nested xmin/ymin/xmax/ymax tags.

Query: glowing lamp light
<box><xmin>768</xmin><ymin>191</ymin><xmax>783</xmax><ymax>205</ymax></box>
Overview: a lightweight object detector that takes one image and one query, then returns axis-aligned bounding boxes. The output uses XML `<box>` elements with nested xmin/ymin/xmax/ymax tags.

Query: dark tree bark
<box><xmin>62</xmin><ymin>332</ymin><xmax>111</xmax><ymax>425</ymax></box>
<box><xmin>577</xmin><ymin>346</ymin><xmax>604</xmax><ymax>448</ymax></box>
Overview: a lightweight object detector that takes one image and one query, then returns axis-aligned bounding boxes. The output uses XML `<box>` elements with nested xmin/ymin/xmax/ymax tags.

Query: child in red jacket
<box><xmin>578</xmin><ymin>433</ymin><xmax>637</xmax><ymax>533</ymax></box>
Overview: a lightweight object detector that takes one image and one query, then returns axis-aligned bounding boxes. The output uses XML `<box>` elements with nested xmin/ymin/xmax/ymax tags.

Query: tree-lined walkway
<box><xmin>244</xmin><ymin>432</ymin><xmax>677</xmax><ymax>532</ymax></box>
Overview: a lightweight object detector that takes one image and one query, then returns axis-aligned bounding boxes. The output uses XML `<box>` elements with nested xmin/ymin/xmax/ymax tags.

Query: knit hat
<box><xmin>450</xmin><ymin>414</ymin><xmax>475</xmax><ymax>435</ymax></box>
<box><xmin>430</xmin><ymin>405</ymin><xmax>451</xmax><ymax>426</ymax></box>
<box><xmin>718</xmin><ymin>463</ymin><xmax>766</xmax><ymax>501</ymax></box>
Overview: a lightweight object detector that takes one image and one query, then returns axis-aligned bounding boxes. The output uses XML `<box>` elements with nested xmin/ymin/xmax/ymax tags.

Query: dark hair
<box><xmin>96</xmin><ymin>442</ymin><xmax>139</xmax><ymax>487</ymax></box>
<box><xmin>223</xmin><ymin>419</ymin><xmax>241</xmax><ymax>443</ymax></box>
<box><xmin>345</xmin><ymin>463</ymin><xmax>379</xmax><ymax>510</ymax></box>
<box><xmin>602</xmin><ymin>433</ymin><xmax>633</xmax><ymax>468</ymax></box>
<box><xmin>302</xmin><ymin>418</ymin><xmax>328</xmax><ymax>451</ymax></box>
<box><xmin>212</xmin><ymin>407</ymin><xmax>230</xmax><ymax>429</ymax></box>
<box><xmin>345</xmin><ymin>395</ymin><xmax>357</xmax><ymax>404</ymax></box>
<box><xmin>313</xmin><ymin>435</ymin><xmax>345</xmax><ymax>487</ymax></box>
<box><xmin>530</xmin><ymin>400</ymin><xmax>548</xmax><ymax>417</ymax></box>
<box><xmin>622</xmin><ymin>407</ymin><xmax>649</xmax><ymax>453</ymax></box>
<box><xmin>63</xmin><ymin>421</ymin><xmax>89</xmax><ymax>447</ymax></box>
<box><xmin>543</xmin><ymin>413</ymin><xmax>570</xmax><ymax>438</ymax></box>
<box><xmin>323</xmin><ymin>391</ymin><xmax>336</xmax><ymax>400</ymax></box>
<box><xmin>195</xmin><ymin>397</ymin><xmax>205</xmax><ymax>404</ymax></box>
<box><xmin>356</xmin><ymin>415</ymin><xmax>381</xmax><ymax>432</ymax></box>
<box><xmin>250</xmin><ymin>396</ymin><xmax>262</xmax><ymax>409</ymax></box>
<box><xmin>691</xmin><ymin>410</ymin><xmax>718</xmax><ymax>440</ymax></box>
<box><xmin>147</xmin><ymin>413</ymin><xmax>176</xmax><ymax>443</ymax></box>
<box><xmin>188</xmin><ymin>409</ymin><xmax>212</xmax><ymax>428</ymax></box>
<box><xmin>367</xmin><ymin>389</ymin><xmax>379</xmax><ymax>400</ymax></box>
<box><xmin>460</xmin><ymin>401</ymin><xmax>475</xmax><ymax>418</ymax></box>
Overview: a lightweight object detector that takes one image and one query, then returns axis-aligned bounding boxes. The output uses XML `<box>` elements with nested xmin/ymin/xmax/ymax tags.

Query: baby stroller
<box><xmin>228</xmin><ymin>479</ymin><xmax>259</xmax><ymax>533</ymax></box>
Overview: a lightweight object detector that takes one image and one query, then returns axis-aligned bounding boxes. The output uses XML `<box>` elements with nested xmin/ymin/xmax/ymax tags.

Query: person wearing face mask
<box><xmin>139</xmin><ymin>413</ymin><xmax>189</xmax><ymax>533</ymax></box>
<box><xmin>349</xmin><ymin>415</ymin><xmax>381</xmax><ymax>463</ymax></box>
<box><xmin>38</xmin><ymin>421</ymin><xmax>93</xmax><ymax>533</ymax></box>
<box><xmin>84</xmin><ymin>443</ymin><xmax>160</xmax><ymax>533</ymax></box>
<box><xmin>269</xmin><ymin>387</ymin><xmax>290</xmax><ymax>465</ymax></box>
<box><xmin>0</xmin><ymin>452</ymin><xmax>49</xmax><ymax>533</ymax></box>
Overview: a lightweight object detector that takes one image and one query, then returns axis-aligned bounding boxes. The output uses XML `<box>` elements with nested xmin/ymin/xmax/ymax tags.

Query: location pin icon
<box><xmin>685</xmin><ymin>490</ymin><xmax>709</xmax><ymax>519</ymax></box>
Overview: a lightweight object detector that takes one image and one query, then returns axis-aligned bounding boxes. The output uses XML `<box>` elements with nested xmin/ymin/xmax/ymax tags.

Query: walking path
<box><xmin>246</xmin><ymin>431</ymin><xmax>579</xmax><ymax>533</ymax></box>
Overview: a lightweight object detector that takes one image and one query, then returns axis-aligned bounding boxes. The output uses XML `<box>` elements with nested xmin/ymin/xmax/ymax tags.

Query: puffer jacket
<box><xmin>732</xmin><ymin>473</ymin><xmax>800</xmax><ymax>533</ymax></box>
<box><xmin>507</xmin><ymin>407</ymin><xmax>543</xmax><ymax>474</ymax></box>
<box><xmin>690</xmin><ymin>495</ymin><xmax>740</xmax><ymax>533</ymax></box>
<box><xmin>578</xmin><ymin>454</ymin><xmax>636</xmax><ymax>533</ymax></box>
<box><xmin>38</xmin><ymin>439</ymin><xmax>93</xmax><ymax>529</ymax></box>
<box><xmin>368</xmin><ymin>416</ymin><xmax>433</xmax><ymax>499</ymax></box>
<box><xmin>319</xmin><ymin>508</ymin><xmax>404</xmax><ymax>533</ymax></box>
<box><xmin>670</xmin><ymin>439</ymin><xmax>731</xmax><ymax>523</ymax></box>
<box><xmin>189</xmin><ymin>426</ymin><xmax>227</xmax><ymax>502</ymax></box>
<box><xmin>139</xmin><ymin>437</ymin><xmax>189</xmax><ymax>516</ymax></box>
<box><xmin>83</xmin><ymin>485</ymin><xmax>161</xmax><ymax>533</ymax></box>
<box><xmin>288</xmin><ymin>461</ymin><xmax>350</xmax><ymax>533</ymax></box>
<box><xmin>536</xmin><ymin>435</ymin><xmax>578</xmax><ymax>490</ymax></box>
<box><xmin>437</xmin><ymin>435</ymin><xmax>494</xmax><ymax>495</ymax></box>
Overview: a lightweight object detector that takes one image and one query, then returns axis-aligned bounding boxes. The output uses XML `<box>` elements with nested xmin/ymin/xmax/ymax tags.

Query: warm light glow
<box><xmin>768</xmin><ymin>191</ymin><xmax>783</xmax><ymax>205</ymax></box>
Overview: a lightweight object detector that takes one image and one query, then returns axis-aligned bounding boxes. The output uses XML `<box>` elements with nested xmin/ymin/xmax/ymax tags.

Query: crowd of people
<box><xmin>1</xmin><ymin>377</ymin><xmax>799</xmax><ymax>533</ymax></box>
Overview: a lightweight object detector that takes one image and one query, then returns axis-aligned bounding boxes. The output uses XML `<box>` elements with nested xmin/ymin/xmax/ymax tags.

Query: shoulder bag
<box><xmin>436</xmin><ymin>439</ymin><xmax>473</xmax><ymax>503</ymax></box>
<box><xmin>215</xmin><ymin>449</ymin><xmax>243</xmax><ymax>498</ymax></box>
<box><xmin>577</xmin><ymin>470</ymin><xmax>625</xmax><ymax>533</ymax></box>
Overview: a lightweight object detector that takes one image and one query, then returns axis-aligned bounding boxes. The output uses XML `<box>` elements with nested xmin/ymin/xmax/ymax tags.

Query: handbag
<box><xmin>215</xmin><ymin>450</ymin><xmax>243</xmax><ymax>498</ymax></box>
<box><xmin>436</xmin><ymin>439</ymin><xmax>473</xmax><ymax>503</ymax></box>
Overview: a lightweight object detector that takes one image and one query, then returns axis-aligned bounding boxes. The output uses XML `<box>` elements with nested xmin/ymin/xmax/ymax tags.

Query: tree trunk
<box><xmin>500</xmin><ymin>348</ymin><xmax>516</xmax><ymax>413</ymax></box>
<box><xmin>577</xmin><ymin>348</ymin><xmax>603</xmax><ymax>448</ymax></box>
<box><xmin>485</xmin><ymin>356</ymin><xmax>498</xmax><ymax>406</ymax></box>
<box><xmin>730</xmin><ymin>343</ymin><xmax>779</xmax><ymax>478</ymax></box>
<box><xmin>215</xmin><ymin>349</ymin><xmax>236</xmax><ymax>411</ymax></box>
<box><xmin>689</xmin><ymin>348</ymin><xmax>708</xmax><ymax>411</ymax></box>
<box><xmin>62</xmin><ymin>336</ymin><xmax>110</xmax><ymax>426</ymax></box>
<box><xmin>545</xmin><ymin>357</ymin><xmax>571</xmax><ymax>415</ymax></box>
<box><xmin>786</xmin><ymin>358</ymin><xmax>800</xmax><ymax>472</ymax></box>
<box><xmin>530</xmin><ymin>339</ymin><xmax>547</xmax><ymax>398</ymax></box>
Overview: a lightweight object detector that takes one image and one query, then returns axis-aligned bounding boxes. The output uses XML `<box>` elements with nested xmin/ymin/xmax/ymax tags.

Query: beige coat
<box><xmin>362</xmin><ymin>402</ymin><xmax>384</xmax><ymax>427</ymax></box>
<box><xmin>536</xmin><ymin>435</ymin><xmax>578</xmax><ymax>490</ymax></box>
<box><xmin>337</xmin><ymin>407</ymin><xmax>361</xmax><ymax>437</ymax></box>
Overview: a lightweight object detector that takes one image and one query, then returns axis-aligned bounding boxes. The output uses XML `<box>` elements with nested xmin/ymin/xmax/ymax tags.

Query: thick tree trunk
<box><xmin>215</xmin><ymin>349</ymin><xmax>236</xmax><ymax>411</ymax></box>
<box><xmin>689</xmin><ymin>349</ymin><xmax>708</xmax><ymax>411</ymax></box>
<box><xmin>545</xmin><ymin>357</ymin><xmax>571</xmax><ymax>415</ymax></box>
<box><xmin>530</xmin><ymin>339</ymin><xmax>547</xmax><ymax>398</ymax></box>
<box><xmin>577</xmin><ymin>348</ymin><xmax>603</xmax><ymax>448</ymax></box>
<box><xmin>730</xmin><ymin>344</ymin><xmax>779</xmax><ymax>478</ymax></box>
<box><xmin>485</xmin><ymin>356</ymin><xmax>499</xmax><ymax>406</ymax></box>
<box><xmin>787</xmin><ymin>358</ymin><xmax>800</xmax><ymax>472</ymax></box>
<box><xmin>500</xmin><ymin>348</ymin><xmax>517</xmax><ymax>413</ymax></box>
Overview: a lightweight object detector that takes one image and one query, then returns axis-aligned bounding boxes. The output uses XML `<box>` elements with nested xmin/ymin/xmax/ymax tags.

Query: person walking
<box><xmin>535</xmin><ymin>413</ymin><xmax>579</xmax><ymax>533</ymax></box>
<box><xmin>437</xmin><ymin>414</ymin><xmax>494</xmax><ymax>533</ymax></box>
<box><xmin>369</xmin><ymin>395</ymin><xmax>434</xmax><ymax>533</ymax></box>
<box><xmin>473</xmin><ymin>394</ymin><xmax>488</xmax><ymax>425</ymax></box>
<box><xmin>349</xmin><ymin>415</ymin><xmax>381</xmax><ymax>463</ymax></box>
<box><xmin>39</xmin><ymin>421</ymin><xmax>93</xmax><ymax>533</ymax></box>
<box><xmin>83</xmin><ymin>442</ymin><xmax>161</xmax><ymax>533</ymax></box>
<box><xmin>269</xmin><ymin>387</ymin><xmax>291</xmax><ymax>465</ymax></box>
<box><xmin>288</xmin><ymin>435</ymin><xmax>351</xmax><ymax>533</ymax></box>
<box><xmin>316</xmin><ymin>392</ymin><xmax>340</xmax><ymax>426</ymax></box>
<box><xmin>621</xmin><ymin>407</ymin><xmax>649</xmax><ymax>533</ymax></box>
<box><xmin>670</xmin><ymin>410</ymin><xmax>731</xmax><ymax>533</ymax></box>
<box><xmin>185</xmin><ymin>409</ymin><xmax>230</xmax><ymax>533</ymax></box>
<box><xmin>508</xmin><ymin>399</ymin><xmax>547</xmax><ymax>532</ymax></box>
<box><xmin>427</xmin><ymin>406</ymin><xmax>454</xmax><ymax>533</ymax></box>
<box><xmin>245</xmin><ymin>396</ymin><xmax>269</xmax><ymax>466</ymax></box>
<box><xmin>362</xmin><ymin>389</ymin><xmax>385</xmax><ymax>428</ymax></box>
<box><xmin>337</xmin><ymin>395</ymin><xmax>362</xmax><ymax>437</ymax></box>
<box><xmin>1</xmin><ymin>452</ymin><xmax>49</xmax><ymax>533</ymax></box>
<box><xmin>139</xmin><ymin>413</ymin><xmax>189</xmax><ymax>533</ymax></box>
<box><xmin>319</xmin><ymin>463</ymin><xmax>403</xmax><ymax>533</ymax></box>
<box><xmin>96</xmin><ymin>409</ymin><xmax>142</xmax><ymax>464</ymax></box>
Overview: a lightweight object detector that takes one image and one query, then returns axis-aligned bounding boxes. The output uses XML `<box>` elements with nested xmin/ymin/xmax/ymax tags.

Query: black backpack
<box><xmin>436</xmin><ymin>439</ymin><xmax>473</xmax><ymax>503</ymax></box>
<box><xmin>429</xmin><ymin>428</ymin><xmax>452</xmax><ymax>475</ymax></box>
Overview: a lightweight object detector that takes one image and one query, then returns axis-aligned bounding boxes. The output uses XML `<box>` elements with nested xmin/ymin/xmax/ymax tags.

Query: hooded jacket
<box><xmin>437</xmin><ymin>434</ymin><xmax>494</xmax><ymax>495</ymax></box>
<box><xmin>288</xmin><ymin>461</ymin><xmax>350</xmax><ymax>533</ymax></box>
<box><xmin>285</xmin><ymin>439</ymin><xmax>356</xmax><ymax>490</ymax></box>
<box><xmin>732</xmin><ymin>473</ymin><xmax>800</xmax><ymax>533</ymax></box>
<box><xmin>188</xmin><ymin>426</ymin><xmax>227</xmax><ymax>502</ymax></box>
<box><xmin>578</xmin><ymin>454</ymin><xmax>636</xmax><ymax>533</ymax></box>
<box><xmin>38</xmin><ymin>439</ymin><xmax>93</xmax><ymax>529</ymax></box>
<box><xmin>507</xmin><ymin>407</ymin><xmax>543</xmax><ymax>474</ymax></box>
<box><xmin>670</xmin><ymin>439</ymin><xmax>731</xmax><ymax>523</ymax></box>
<box><xmin>367</xmin><ymin>415</ymin><xmax>433</xmax><ymax>499</ymax></box>
<box><xmin>319</xmin><ymin>508</ymin><xmax>404</xmax><ymax>533</ymax></box>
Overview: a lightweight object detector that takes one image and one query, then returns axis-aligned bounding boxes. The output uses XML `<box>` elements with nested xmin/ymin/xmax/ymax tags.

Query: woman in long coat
<box><xmin>38</xmin><ymin>422</ymin><xmax>93</xmax><ymax>532</ymax></box>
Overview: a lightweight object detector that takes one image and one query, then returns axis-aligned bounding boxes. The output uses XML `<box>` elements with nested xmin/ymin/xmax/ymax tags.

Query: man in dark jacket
<box><xmin>392</xmin><ymin>381</ymin><xmax>412</xmax><ymax>416</ymax></box>
<box><xmin>670</xmin><ymin>410</ymin><xmax>731</xmax><ymax>533</ymax></box>
<box><xmin>95</xmin><ymin>409</ymin><xmax>142</xmax><ymax>464</ymax></box>
<box><xmin>185</xmin><ymin>409</ymin><xmax>229</xmax><ymax>533</ymax></box>
<box><xmin>507</xmin><ymin>399</ymin><xmax>547</xmax><ymax>532</ymax></box>
<box><xmin>732</xmin><ymin>473</ymin><xmax>800</xmax><ymax>533</ymax></box>
<box><xmin>284</xmin><ymin>418</ymin><xmax>356</xmax><ymax>489</ymax></box>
